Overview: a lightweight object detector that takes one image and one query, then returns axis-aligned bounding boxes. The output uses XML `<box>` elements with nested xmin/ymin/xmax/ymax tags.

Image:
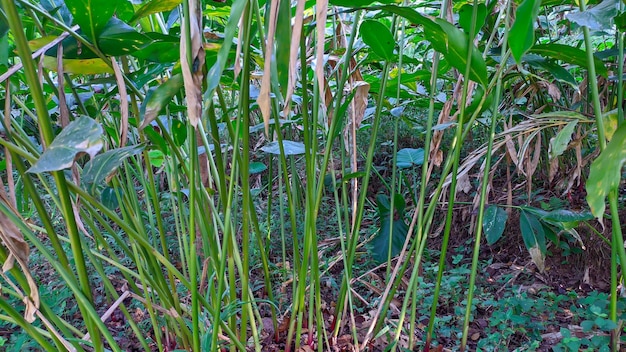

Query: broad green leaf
<box><xmin>148</xmin><ymin>149</ymin><xmax>165</xmax><ymax>167</ymax></box>
<box><xmin>586</xmin><ymin>123</ymin><xmax>626</xmax><ymax>220</ymax></box>
<box><xmin>369</xmin><ymin>194</ymin><xmax>409</xmax><ymax>263</ymax></box>
<box><xmin>28</xmin><ymin>116</ymin><xmax>104</xmax><ymax>173</ymax></box>
<box><xmin>435</xmin><ymin>19</ymin><xmax>488</xmax><ymax>87</ymax></box>
<box><xmin>64</xmin><ymin>0</ymin><xmax>117</xmax><ymax>44</ymax></box>
<box><xmin>540</xmin><ymin>209</ymin><xmax>593</xmax><ymax>235</ymax></box>
<box><xmin>549</xmin><ymin>120</ymin><xmax>577</xmax><ymax>159</ymax></box>
<box><xmin>139</xmin><ymin>74</ymin><xmax>184</xmax><ymax>130</ymax></box>
<box><xmin>132</xmin><ymin>33</ymin><xmax>180</xmax><ymax>63</ymax></box>
<box><xmin>249</xmin><ymin>162</ymin><xmax>267</xmax><ymax>174</ymax></box>
<box><xmin>82</xmin><ymin>145</ymin><xmax>144</xmax><ymax>194</ymax></box>
<box><xmin>130</xmin><ymin>0</ymin><xmax>181</xmax><ymax>23</ymax></box>
<box><xmin>260</xmin><ymin>140</ymin><xmax>305</xmax><ymax>155</ymax></box>
<box><xmin>396</xmin><ymin>148</ymin><xmax>424</xmax><ymax>168</ymax></box>
<box><xmin>510</xmin><ymin>0</ymin><xmax>541</xmax><ymax>64</ymax></box>
<box><xmin>566</xmin><ymin>0</ymin><xmax>618</xmax><ymax>31</ymax></box>
<box><xmin>97</xmin><ymin>18</ymin><xmax>152</xmax><ymax>56</ymax></box>
<box><xmin>378</xmin><ymin>5</ymin><xmax>446</xmax><ymax>54</ymax></box>
<box><xmin>520</xmin><ymin>209</ymin><xmax>547</xmax><ymax>271</ymax></box>
<box><xmin>530</xmin><ymin>43</ymin><xmax>608</xmax><ymax>77</ymax></box>
<box><xmin>100</xmin><ymin>187</ymin><xmax>121</xmax><ymax>209</ymax></box>
<box><xmin>360</xmin><ymin>20</ymin><xmax>395</xmax><ymax>61</ymax></box>
<box><xmin>41</xmin><ymin>0</ymin><xmax>73</xmax><ymax>26</ymax></box>
<box><xmin>483</xmin><ymin>205</ymin><xmax>508</xmax><ymax>245</ymax></box>
<box><xmin>458</xmin><ymin>3</ymin><xmax>487</xmax><ymax>36</ymax></box>
<box><xmin>82</xmin><ymin>146</ymin><xmax>143</xmax><ymax>180</ymax></box>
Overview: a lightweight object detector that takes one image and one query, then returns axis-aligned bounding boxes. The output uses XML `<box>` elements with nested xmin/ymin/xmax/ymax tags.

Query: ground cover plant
<box><xmin>0</xmin><ymin>0</ymin><xmax>625</xmax><ymax>350</ymax></box>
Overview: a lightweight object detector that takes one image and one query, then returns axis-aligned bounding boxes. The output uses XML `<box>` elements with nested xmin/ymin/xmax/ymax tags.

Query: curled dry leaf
<box><xmin>257</xmin><ymin>0</ymin><xmax>280</xmax><ymax>136</ymax></box>
<box><xmin>0</xmin><ymin>210</ymin><xmax>39</xmax><ymax>323</ymax></box>
<box><xmin>180</xmin><ymin>0</ymin><xmax>205</xmax><ymax>127</ymax></box>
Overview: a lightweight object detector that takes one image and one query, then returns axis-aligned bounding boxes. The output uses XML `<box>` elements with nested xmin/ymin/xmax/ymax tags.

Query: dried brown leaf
<box><xmin>257</xmin><ymin>0</ymin><xmax>280</xmax><ymax>136</ymax></box>
<box><xmin>0</xmin><ymin>210</ymin><xmax>39</xmax><ymax>323</ymax></box>
<box><xmin>180</xmin><ymin>0</ymin><xmax>205</xmax><ymax>127</ymax></box>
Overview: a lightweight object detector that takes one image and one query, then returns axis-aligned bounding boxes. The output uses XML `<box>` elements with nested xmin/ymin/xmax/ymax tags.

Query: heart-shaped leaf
<box><xmin>396</xmin><ymin>148</ymin><xmax>424</xmax><ymax>168</ymax></box>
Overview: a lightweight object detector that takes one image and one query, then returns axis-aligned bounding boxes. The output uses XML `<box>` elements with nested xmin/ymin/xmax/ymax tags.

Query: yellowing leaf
<box><xmin>42</xmin><ymin>56</ymin><xmax>113</xmax><ymax>74</ymax></box>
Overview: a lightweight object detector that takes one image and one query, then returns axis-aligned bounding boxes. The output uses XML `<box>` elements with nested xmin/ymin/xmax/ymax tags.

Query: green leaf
<box><xmin>100</xmin><ymin>187</ymin><xmax>121</xmax><ymax>210</ymax></box>
<box><xmin>530</xmin><ymin>43</ymin><xmax>608</xmax><ymax>77</ymax></box>
<box><xmin>0</xmin><ymin>7</ymin><xmax>7</xmax><ymax>38</ymax></box>
<box><xmin>581</xmin><ymin>320</ymin><xmax>595</xmax><ymax>332</ymax></box>
<box><xmin>435</xmin><ymin>19</ymin><xmax>488</xmax><ymax>87</ymax></box>
<box><xmin>82</xmin><ymin>145</ymin><xmax>144</xmax><ymax>194</ymax></box>
<box><xmin>97</xmin><ymin>17</ymin><xmax>152</xmax><ymax>56</ymax></box>
<box><xmin>130</xmin><ymin>0</ymin><xmax>182</xmax><ymax>23</ymax></box>
<box><xmin>260</xmin><ymin>140</ymin><xmax>305</xmax><ymax>155</ymax></box>
<box><xmin>148</xmin><ymin>149</ymin><xmax>165</xmax><ymax>167</ymax></box>
<box><xmin>275</xmin><ymin>0</ymin><xmax>291</xmax><ymax>96</ymax></box>
<box><xmin>566</xmin><ymin>0</ymin><xmax>618</xmax><ymax>31</ymax></box>
<box><xmin>205</xmin><ymin>0</ymin><xmax>247</xmax><ymax>98</ymax></box>
<box><xmin>360</xmin><ymin>20</ymin><xmax>395</xmax><ymax>61</ymax></box>
<box><xmin>249</xmin><ymin>162</ymin><xmax>267</xmax><ymax>174</ymax></box>
<box><xmin>483</xmin><ymin>205</ymin><xmax>508</xmax><ymax>245</ymax></box>
<box><xmin>458</xmin><ymin>3</ymin><xmax>487</xmax><ymax>36</ymax></box>
<box><xmin>131</xmin><ymin>33</ymin><xmax>181</xmax><ymax>63</ymax></box>
<box><xmin>525</xmin><ymin>55</ymin><xmax>578</xmax><ymax>87</ymax></box>
<box><xmin>376</xmin><ymin>5</ymin><xmax>446</xmax><ymax>55</ymax></box>
<box><xmin>369</xmin><ymin>194</ymin><xmax>409</xmax><ymax>263</ymax></box>
<box><xmin>396</xmin><ymin>148</ymin><xmax>424</xmax><ymax>168</ymax></box>
<box><xmin>509</xmin><ymin>0</ymin><xmax>541</xmax><ymax>64</ymax></box>
<box><xmin>139</xmin><ymin>74</ymin><xmax>184</xmax><ymax>130</ymax></box>
<box><xmin>549</xmin><ymin>120</ymin><xmax>578</xmax><ymax>159</ymax></box>
<box><xmin>64</xmin><ymin>0</ymin><xmax>118</xmax><ymax>44</ymax></box>
<box><xmin>41</xmin><ymin>0</ymin><xmax>73</xmax><ymax>26</ymax></box>
<box><xmin>520</xmin><ymin>208</ymin><xmax>547</xmax><ymax>271</ymax></box>
<box><xmin>330</xmin><ymin>0</ymin><xmax>401</xmax><ymax>6</ymax></box>
<box><xmin>586</xmin><ymin>122</ymin><xmax>626</xmax><ymax>220</ymax></box>
<box><xmin>171</xmin><ymin>119</ymin><xmax>187</xmax><ymax>146</ymax></box>
<box><xmin>28</xmin><ymin>116</ymin><xmax>104</xmax><ymax>173</ymax></box>
<box><xmin>540</xmin><ymin>209</ymin><xmax>594</xmax><ymax>224</ymax></box>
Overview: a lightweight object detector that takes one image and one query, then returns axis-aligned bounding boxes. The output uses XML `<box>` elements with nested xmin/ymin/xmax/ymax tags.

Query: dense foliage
<box><xmin>0</xmin><ymin>0</ymin><xmax>625</xmax><ymax>350</ymax></box>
